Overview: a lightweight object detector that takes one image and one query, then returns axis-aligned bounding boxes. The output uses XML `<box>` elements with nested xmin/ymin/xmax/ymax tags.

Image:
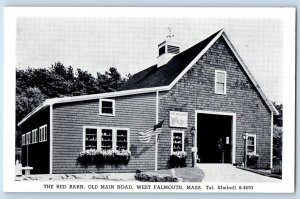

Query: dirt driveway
<box><xmin>197</xmin><ymin>164</ymin><xmax>281</xmax><ymax>183</ymax></box>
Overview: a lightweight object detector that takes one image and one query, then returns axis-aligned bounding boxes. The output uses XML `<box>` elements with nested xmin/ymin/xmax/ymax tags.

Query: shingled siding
<box><xmin>21</xmin><ymin>107</ymin><xmax>50</xmax><ymax>174</ymax></box>
<box><xmin>158</xmin><ymin>37</ymin><xmax>271</xmax><ymax>169</ymax></box>
<box><xmin>52</xmin><ymin>92</ymin><xmax>156</xmax><ymax>173</ymax></box>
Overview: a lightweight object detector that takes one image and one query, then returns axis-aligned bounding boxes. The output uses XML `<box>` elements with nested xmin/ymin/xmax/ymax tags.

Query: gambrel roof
<box><xmin>18</xmin><ymin>29</ymin><xmax>278</xmax><ymax>126</ymax></box>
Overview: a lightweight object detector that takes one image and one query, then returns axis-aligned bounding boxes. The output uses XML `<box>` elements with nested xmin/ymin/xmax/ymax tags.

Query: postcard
<box><xmin>3</xmin><ymin>7</ymin><xmax>295</xmax><ymax>193</ymax></box>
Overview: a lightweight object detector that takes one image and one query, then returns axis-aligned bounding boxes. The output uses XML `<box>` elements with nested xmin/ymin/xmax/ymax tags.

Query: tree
<box><xmin>273</xmin><ymin>103</ymin><xmax>283</xmax><ymax>127</ymax></box>
<box><xmin>16</xmin><ymin>63</ymin><xmax>129</xmax><ymax>125</ymax></box>
<box><xmin>95</xmin><ymin>67</ymin><xmax>129</xmax><ymax>93</ymax></box>
<box><xmin>16</xmin><ymin>87</ymin><xmax>47</xmax><ymax>148</ymax></box>
<box><xmin>272</xmin><ymin>102</ymin><xmax>283</xmax><ymax>168</ymax></box>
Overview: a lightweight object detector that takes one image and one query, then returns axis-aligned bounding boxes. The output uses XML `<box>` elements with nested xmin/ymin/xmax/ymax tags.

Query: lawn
<box><xmin>145</xmin><ymin>167</ymin><xmax>205</xmax><ymax>182</ymax></box>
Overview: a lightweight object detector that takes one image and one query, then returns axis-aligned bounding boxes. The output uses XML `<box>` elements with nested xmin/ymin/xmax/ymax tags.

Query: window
<box><xmin>26</xmin><ymin>132</ymin><xmax>31</xmax><ymax>145</ymax></box>
<box><xmin>171</xmin><ymin>130</ymin><xmax>184</xmax><ymax>152</ymax></box>
<box><xmin>39</xmin><ymin>125</ymin><xmax>47</xmax><ymax>142</ymax></box>
<box><xmin>247</xmin><ymin>134</ymin><xmax>256</xmax><ymax>154</ymax></box>
<box><xmin>101</xmin><ymin>129</ymin><xmax>113</xmax><ymax>150</ymax></box>
<box><xmin>215</xmin><ymin>70</ymin><xmax>227</xmax><ymax>95</ymax></box>
<box><xmin>99</xmin><ymin>99</ymin><xmax>115</xmax><ymax>116</ymax></box>
<box><xmin>85</xmin><ymin>128</ymin><xmax>97</xmax><ymax>150</ymax></box>
<box><xmin>159</xmin><ymin>45</ymin><xmax>165</xmax><ymax>56</ymax></box>
<box><xmin>83</xmin><ymin>127</ymin><xmax>129</xmax><ymax>151</ymax></box>
<box><xmin>32</xmin><ymin>129</ymin><xmax>38</xmax><ymax>144</ymax></box>
<box><xmin>22</xmin><ymin>134</ymin><xmax>25</xmax><ymax>146</ymax></box>
<box><xmin>116</xmin><ymin>130</ymin><xmax>129</xmax><ymax>150</ymax></box>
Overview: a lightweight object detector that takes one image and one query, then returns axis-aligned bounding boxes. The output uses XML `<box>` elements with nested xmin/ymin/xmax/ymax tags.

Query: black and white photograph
<box><xmin>3</xmin><ymin>7</ymin><xmax>295</xmax><ymax>193</ymax></box>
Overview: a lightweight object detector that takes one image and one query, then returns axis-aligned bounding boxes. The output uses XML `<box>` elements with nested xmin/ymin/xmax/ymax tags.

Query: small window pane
<box><xmin>85</xmin><ymin>128</ymin><xmax>97</xmax><ymax>150</ymax></box>
<box><xmin>247</xmin><ymin>146</ymin><xmax>255</xmax><ymax>153</ymax></box>
<box><xmin>173</xmin><ymin>132</ymin><xmax>183</xmax><ymax>152</ymax></box>
<box><xmin>22</xmin><ymin>135</ymin><xmax>25</xmax><ymax>146</ymax></box>
<box><xmin>45</xmin><ymin>126</ymin><xmax>47</xmax><ymax>141</ymax></box>
<box><xmin>101</xmin><ymin>129</ymin><xmax>113</xmax><ymax>150</ymax></box>
<box><xmin>32</xmin><ymin>131</ymin><xmax>34</xmax><ymax>143</ymax></box>
<box><xmin>216</xmin><ymin>72</ymin><xmax>225</xmax><ymax>82</ymax></box>
<box><xmin>216</xmin><ymin>82</ymin><xmax>225</xmax><ymax>93</ymax></box>
<box><xmin>116</xmin><ymin>130</ymin><xmax>128</xmax><ymax>150</ymax></box>
<box><xmin>159</xmin><ymin>46</ymin><xmax>165</xmax><ymax>56</ymax></box>
<box><xmin>102</xmin><ymin>107</ymin><xmax>113</xmax><ymax>114</ymax></box>
<box><xmin>102</xmin><ymin>101</ymin><xmax>112</xmax><ymax>107</ymax></box>
<box><xmin>247</xmin><ymin>137</ymin><xmax>254</xmax><ymax>146</ymax></box>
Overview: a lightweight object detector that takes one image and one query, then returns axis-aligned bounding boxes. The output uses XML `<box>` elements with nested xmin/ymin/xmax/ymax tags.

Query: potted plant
<box><xmin>78</xmin><ymin>149</ymin><xmax>96</xmax><ymax>165</ymax></box>
<box><xmin>247</xmin><ymin>152</ymin><xmax>259</xmax><ymax>168</ymax></box>
<box><xmin>169</xmin><ymin>151</ymin><xmax>187</xmax><ymax>168</ymax></box>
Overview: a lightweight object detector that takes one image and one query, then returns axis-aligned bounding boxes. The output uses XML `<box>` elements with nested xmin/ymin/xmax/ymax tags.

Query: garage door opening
<box><xmin>196</xmin><ymin>113</ymin><xmax>233</xmax><ymax>163</ymax></box>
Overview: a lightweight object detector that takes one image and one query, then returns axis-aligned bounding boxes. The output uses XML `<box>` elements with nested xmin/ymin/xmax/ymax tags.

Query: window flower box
<box><xmin>78</xmin><ymin>149</ymin><xmax>131</xmax><ymax>166</ymax></box>
<box><xmin>169</xmin><ymin>151</ymin><xmax>187</xmax><ymax>168</ymax></box>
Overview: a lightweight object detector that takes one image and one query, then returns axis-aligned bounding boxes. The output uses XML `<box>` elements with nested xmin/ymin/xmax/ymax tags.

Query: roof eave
<box><xmin>17</xmin><ymin>100</ymin><xmax>52</xmax><ymax>126</ymax></box>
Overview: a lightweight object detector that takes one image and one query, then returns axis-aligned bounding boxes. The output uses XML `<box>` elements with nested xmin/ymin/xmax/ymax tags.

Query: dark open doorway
<box><xmin>197</xmin><ymin>113</ymin><xmax>232</xmax><ymax>163</ymax></box>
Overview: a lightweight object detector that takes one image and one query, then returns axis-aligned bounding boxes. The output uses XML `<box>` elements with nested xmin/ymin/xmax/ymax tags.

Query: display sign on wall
<box><xmin>169</xmin><ymin>111</ymin><xmax>188</xmax><ymax>128</ymax></box>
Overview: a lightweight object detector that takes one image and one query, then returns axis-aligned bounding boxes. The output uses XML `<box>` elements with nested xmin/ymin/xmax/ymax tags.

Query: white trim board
<box><xmin>49</xmin><ymin>105</ymin><xmax>53</xmax><ymax>174</ymax></box>
<box><xmin>155</xmin><ymin>91</ymin><xmax>159</xmax><ymax>171</ymax></box>
<box><xmin>270</xmin><ymin>113</ymin><xmax>274</xmax><ymax>169</ymax></box>
<box><xmin>17</xmin><ymin>30</ymin><xmax>278</xmax><ymax>126</ymax></box>
<box><xmin>195</xmin><ymin>110</ymin><xmax>236</xmax><ymax>164</ymax></box>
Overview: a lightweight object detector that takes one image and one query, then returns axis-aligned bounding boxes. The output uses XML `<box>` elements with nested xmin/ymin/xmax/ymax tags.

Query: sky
<box><xmin>16</xmin><ymin>17</ymin><xmax>284</xmax><ymax>103</ymax></box>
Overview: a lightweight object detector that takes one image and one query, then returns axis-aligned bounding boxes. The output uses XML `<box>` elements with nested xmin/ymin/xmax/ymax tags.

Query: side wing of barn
<box><xmin>19</xmin><ymin>106</ymin><xmax>51</xmax><ymax>174</ymax></box>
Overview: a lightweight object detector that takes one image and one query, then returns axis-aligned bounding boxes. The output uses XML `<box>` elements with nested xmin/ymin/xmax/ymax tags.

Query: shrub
<box><xmin>169</xmin><ymin>151</ymin><xmax>187</xmax><ymax>168</ymax></box>
<box><xmin>273</xmin><ymin>125</ymin><xmax>282</xmax><ymax>165</ymax></box>
<box><xmin>271</xmin><ymin>164</ymin><xmax>282</xmax><ymax>175</ymax></box>
<box><xmin>134</xmin><ymin>172</ymin><xmax>181</xmax><ymax>182</ymax></box>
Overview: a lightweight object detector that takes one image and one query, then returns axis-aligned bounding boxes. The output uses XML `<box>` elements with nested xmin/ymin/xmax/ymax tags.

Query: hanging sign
<box><xmin>169</xmin><ymin>111</ymin><xmax>188</xmax><ymax>128</ymax></box>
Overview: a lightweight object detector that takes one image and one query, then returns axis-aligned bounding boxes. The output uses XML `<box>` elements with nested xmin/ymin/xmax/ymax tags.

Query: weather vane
<box><xmin>166</xmin><ymin>26</ymin><xmax>174</xmax><ymax>40</ymax></box>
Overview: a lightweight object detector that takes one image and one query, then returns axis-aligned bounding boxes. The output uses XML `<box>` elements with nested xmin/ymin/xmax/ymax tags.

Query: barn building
<box><xmin>18</xmin><ymin>29</ymin><xmax>278</xmax><ymax>174</ymax></box>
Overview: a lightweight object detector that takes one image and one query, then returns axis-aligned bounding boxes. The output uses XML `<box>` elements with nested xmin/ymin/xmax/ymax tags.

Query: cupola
<box><xmin>157</xmin><ymin>27</ymin><xmax>181</xmax><ymax>67</ymax></box>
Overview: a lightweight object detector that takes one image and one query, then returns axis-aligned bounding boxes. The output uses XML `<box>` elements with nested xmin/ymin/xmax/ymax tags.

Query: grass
<box><xmin>145</xmin><ymin>167</ymin><xmax>205</xmax><ymax>182</ymax></box>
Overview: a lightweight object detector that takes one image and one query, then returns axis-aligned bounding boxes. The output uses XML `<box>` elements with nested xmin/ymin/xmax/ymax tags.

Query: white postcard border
<box><xmin>3</xmin><ymin>7</ymin><xmax>295</xmax><ymax>193</ymax></box>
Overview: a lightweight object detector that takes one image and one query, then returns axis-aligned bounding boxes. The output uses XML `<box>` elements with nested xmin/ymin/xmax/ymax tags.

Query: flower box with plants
<box><xmin>78</xmin><ymin>149</ymin><xmax>131</xmax><ymax>166</ymax></box>
<box><xmin>247</xmin><ymin>152</ymin><xmax>259</xmax><ymax>168</ymax></box>
<box><xmin>169</xmin><ymin>151</ymin><xmax>187</xmax><ymax>168</ymax></box>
